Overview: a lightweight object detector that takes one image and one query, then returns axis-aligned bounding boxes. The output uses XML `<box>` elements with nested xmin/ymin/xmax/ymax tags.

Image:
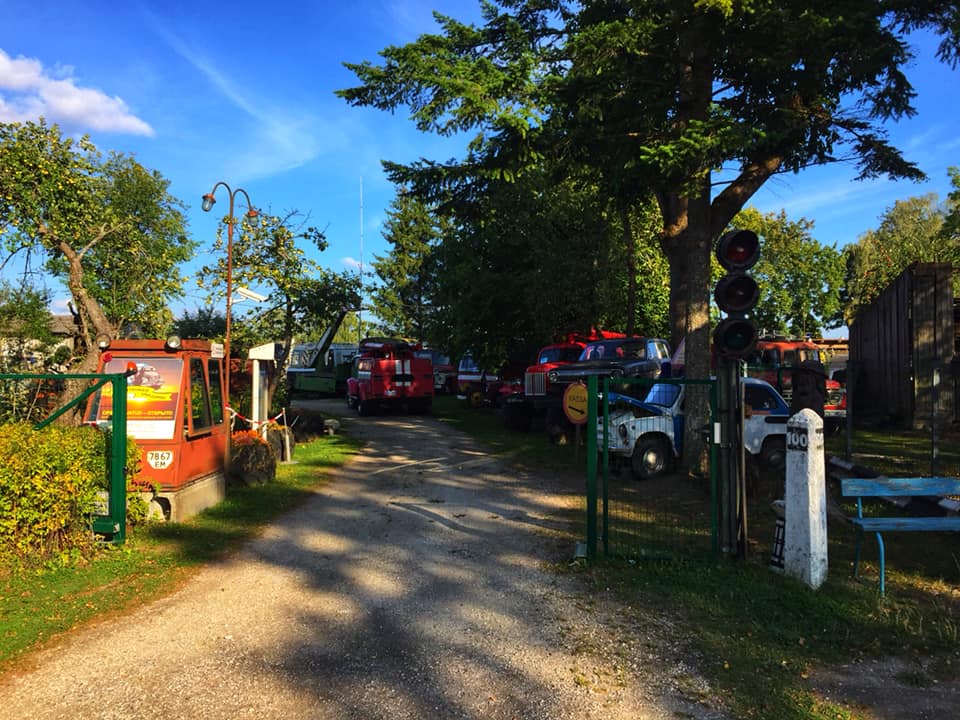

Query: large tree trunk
<box><xmin>56</xmin><ymin>239</ymin><xmax>116</xmax><ymax>424</ymax></box>
<box><xmin>660</xmin><ymin>190</ymin><xmax>713</xmax><ymax>475</ymax></box>
<box><xmin>618</xmin><ymin>201</ymin><xmax>638</xmax><ymax>336</ymax></box>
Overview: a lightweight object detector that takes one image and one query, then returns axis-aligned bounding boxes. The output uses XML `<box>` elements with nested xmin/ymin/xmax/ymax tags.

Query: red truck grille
<box><xmin>525</xmin><ymin>371</ymin><xmax>546</xmax><ymax>396</ymax></box>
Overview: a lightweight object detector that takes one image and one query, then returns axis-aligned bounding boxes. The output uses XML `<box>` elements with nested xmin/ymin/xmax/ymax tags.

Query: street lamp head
<box><xmin>245</xmin><ymin>208</ymin><xmax>260</xmax><ymax>228</ymax></box>
<box><xmin>201</xmin><ymin>193</ymin><xmax>216</xmax><ymax>212</ymax></box>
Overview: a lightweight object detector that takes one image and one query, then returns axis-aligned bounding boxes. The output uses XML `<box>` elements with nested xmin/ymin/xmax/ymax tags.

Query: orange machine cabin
<box><xmin>85</xmin><ymin>337</ymin><xmax>228</xmax><ymax>521</ymax></box>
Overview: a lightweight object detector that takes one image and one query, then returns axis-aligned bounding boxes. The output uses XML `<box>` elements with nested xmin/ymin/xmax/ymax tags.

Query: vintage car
<box><xmin>599</xmin><ymin>377</ymin><xmax>789</xmax><ymax>479</ymax></box>
<box><xmin>547</xmin><ymin>337</ymin><xmax>672</xmax><ymax>390</ymax></box>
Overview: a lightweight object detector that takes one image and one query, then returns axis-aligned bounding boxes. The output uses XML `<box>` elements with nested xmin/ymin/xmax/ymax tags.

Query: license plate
<box><xmin>147</xmin><ymin>450</ymin><xmax>174</xmax><ymax>469</ymax></box>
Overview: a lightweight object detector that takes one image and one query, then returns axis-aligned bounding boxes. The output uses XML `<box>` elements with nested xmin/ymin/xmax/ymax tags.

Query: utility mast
<box><xmin>359</xmin><ymin>176</ymin><xmax>364</xmax><ymax>343</ymax></box>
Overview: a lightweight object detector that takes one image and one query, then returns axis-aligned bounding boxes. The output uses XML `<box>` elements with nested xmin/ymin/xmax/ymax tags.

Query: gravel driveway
<box><xmin>0</xmin><ymin>400</ymin><xmax>724</xmax><ymax>719</ymax></box>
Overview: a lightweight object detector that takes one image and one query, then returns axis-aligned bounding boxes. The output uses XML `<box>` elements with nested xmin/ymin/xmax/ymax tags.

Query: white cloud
<box><xmin>0</xmin><ymin>49</ymin><xmax>154</xmax><ymax>135</ymax></box>
<box><xmin>342</xmin><ymin>256</ymin><xmax>363</xmax><ymax>270</ymax></box>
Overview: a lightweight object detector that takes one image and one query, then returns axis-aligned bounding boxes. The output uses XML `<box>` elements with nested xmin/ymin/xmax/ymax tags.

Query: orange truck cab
<box><xmin>85</xmin><ymin>337</ymin><xmax>228</xmax><ymax>522</ymax></box>
<box><xmin>346</xmin><ymin>337</ymin><xmax>434</xmax><ymax>415</ymax></box>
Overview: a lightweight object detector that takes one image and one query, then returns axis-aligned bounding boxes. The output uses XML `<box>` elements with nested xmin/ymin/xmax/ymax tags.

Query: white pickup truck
<box><xmin>599</xmin><ymin>377</ymin><xmax>790</xmax><ymax>479</ymax></box>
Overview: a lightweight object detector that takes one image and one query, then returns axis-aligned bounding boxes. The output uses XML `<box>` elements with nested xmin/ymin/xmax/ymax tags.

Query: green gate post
<box><xmin>709</xmin><ymin>378</ymin><xmax>719</xmax><ymax>555</ymax></box>
<box><xmin>601</xmin><ymin>375</ymin><xmax>610</xmax><ymax>556</ymax></box>
<box><xmin>91</xmin><ymin>373</ymin><xmax>128</xmax><ymax>542</ymax></box>
<box><xmin>585</xmin><ymin>374</ymin><xmax>598</xmax><ymax>558</ymax></box>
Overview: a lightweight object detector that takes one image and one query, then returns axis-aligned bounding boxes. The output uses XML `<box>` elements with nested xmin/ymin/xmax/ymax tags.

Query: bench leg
<box><xmin>875</xmin><ymin>532</ymin><xmax>885</xmax><ymax>596</ymax></box>
<box><xmin>853</xmin><ymin>528</ymin><xmax>864</xmax><ymax>580</ymax></box>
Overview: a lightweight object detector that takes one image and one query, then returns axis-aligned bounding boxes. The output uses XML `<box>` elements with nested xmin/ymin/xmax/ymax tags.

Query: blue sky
<box><xmin>1</xmin><ymin>1</ymin><xmax>958</xmax><ymax>325</ymax></box>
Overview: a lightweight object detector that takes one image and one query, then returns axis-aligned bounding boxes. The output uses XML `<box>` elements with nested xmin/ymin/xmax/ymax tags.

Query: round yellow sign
<box><xmin>562</xmin><ymin>382</ymin><xmax>589</xmax><ymax>425</ymax></box>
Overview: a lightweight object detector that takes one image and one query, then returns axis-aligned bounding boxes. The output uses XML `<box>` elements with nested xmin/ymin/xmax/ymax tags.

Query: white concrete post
<box><xmin>784</xmin><ymin>408</ymin><xmax>828</xmax><ymax>589</ymax></box>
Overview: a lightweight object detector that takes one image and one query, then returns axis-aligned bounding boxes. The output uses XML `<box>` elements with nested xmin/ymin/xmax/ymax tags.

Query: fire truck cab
<box><xmin>746</xmin><ymin>338</ymin><xmax>846</xmax><ymax>428</ymax></box>
<box><xmin>346</xmin><ymin>337</ymin><xmax>434</xmax><ymax>415</ymax></box>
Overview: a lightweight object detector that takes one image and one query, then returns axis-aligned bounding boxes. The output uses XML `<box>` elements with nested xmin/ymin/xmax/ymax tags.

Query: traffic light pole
<box><xmin>712</xmin><ymin>228</ymin><xmax>759</xmax><ymax>560</ymax></box>
<box><xmin>716</xmin><ymin>357</ymin><xmax>748</xmax><ymax>559</ymax></box>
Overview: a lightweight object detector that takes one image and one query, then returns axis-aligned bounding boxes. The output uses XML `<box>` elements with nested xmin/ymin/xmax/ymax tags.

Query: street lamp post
<box><xmin>201</xmin><ymin>182</ymin><xmax>259</xmax><ymax>412</ymax></box>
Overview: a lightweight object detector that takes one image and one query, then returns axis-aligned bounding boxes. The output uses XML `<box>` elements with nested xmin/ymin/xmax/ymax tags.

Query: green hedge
<box><xmin>0</xmin><ymin>423</ymin><xmax>116</xmax><ymax>565</ymax></box>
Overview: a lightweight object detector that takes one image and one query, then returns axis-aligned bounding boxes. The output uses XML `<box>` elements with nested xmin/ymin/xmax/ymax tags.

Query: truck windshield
<box><xmin>539</xmin><ymin>347</ymin><xmax>583</xmax><ymax>364</ymax></box>
<box><xmin>644</xmin><ymin>383</ymin><xmax>680</xmax><ymax>408</ymax></box>
<box><xmin>580</xmin><ymin>340</ymin><xmax>648</xmax><ymax>361</ymax></box>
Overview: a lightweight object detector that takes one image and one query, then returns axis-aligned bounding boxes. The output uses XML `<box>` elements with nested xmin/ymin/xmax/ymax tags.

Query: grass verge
<box><xmin>431</xmin><ymin>395</ymin><xmax>583</xmax><ymax>473</ymax></box>
<box><xmin>0</xmin><ymin>431</ymin><xmax>360</xmax><ymax>671</ymax></box>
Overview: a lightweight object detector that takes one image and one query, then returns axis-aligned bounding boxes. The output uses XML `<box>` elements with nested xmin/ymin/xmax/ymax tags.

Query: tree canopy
<box><xmin>730</xmin><ymin>207</ymin><xmax>844</xmax><ymax>338</ymax></box>
<box><xmin>0</xmin><ymin>119</ymin><xmax>193</xmax><ymax>371</ymax></box>
<box><xmin>843</xmin><ymin>173</ymin><xmax>960</xmax><ymax>319</ymax></box>
<box><xmin>370</xmin><ymin>191</ymin><xmax>444</xmax><ymax>344</ymax></box>
<box><xmin>340</xmin><ymin>0</ymin><xmax>960</xmax><ymax>464</ymax></box>
<box><xmin>196</xmin><ymin>210</ymin><xmax>361</xmax><ymax>408</ymax></box>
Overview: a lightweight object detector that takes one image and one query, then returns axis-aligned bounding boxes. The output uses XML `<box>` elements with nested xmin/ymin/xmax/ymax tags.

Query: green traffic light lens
<box><xmin>714</xmin><ymin>319</ymin><xmax>757</xmax><ymax>358</ymax></box>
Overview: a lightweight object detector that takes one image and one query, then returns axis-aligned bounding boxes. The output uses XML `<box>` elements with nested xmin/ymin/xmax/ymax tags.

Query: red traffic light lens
<box><xmin>716</xmin><ymin>229</ymin><xmax>760</xmax><ymax>271</ymax></box>
<box><xmin>714</xmin><ymin>273</ymin><xmax>759</xmax><ymax>314</ymax></box>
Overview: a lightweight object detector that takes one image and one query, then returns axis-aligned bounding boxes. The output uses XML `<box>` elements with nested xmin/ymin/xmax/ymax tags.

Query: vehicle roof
<box><xmin>756</xmin><ymin>338</ymin><xmax>820</xmax><ymax>349</ymax></box>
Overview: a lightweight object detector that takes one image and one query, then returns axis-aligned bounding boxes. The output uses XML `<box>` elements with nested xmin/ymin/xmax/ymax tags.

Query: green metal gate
<box><xmin>0</xmin><ymin>372</ymin><xmax>130</xmax><ymax>543</ymax></box>
<box><xmin>585</xmin><ymin>375</ymin><xmax>718</xmax><ymax>559</ymax></box>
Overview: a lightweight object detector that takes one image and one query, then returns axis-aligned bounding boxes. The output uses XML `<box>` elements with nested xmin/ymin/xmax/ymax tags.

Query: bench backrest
<box><xmin>841</xmin><ymin>476</ymin><xmax>960</xmax><ymax>498</ymax></box>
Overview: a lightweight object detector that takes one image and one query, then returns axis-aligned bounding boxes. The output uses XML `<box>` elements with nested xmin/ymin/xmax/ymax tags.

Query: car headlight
<box><xmin>548</xmin><ymin>371</ymin><xmax>558</xmax><ymax>382</ymax></box>
<box><xmin>610</xmin><ymin>367</ymin><xmax>624</xmax><ymax>378</ymax></box>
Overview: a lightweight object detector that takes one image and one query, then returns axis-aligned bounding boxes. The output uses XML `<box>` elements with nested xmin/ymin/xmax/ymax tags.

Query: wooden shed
<box><xmin>849</xmin><ymin>263</ymin><xmax>956</xmax><ymax>428</ymax></box>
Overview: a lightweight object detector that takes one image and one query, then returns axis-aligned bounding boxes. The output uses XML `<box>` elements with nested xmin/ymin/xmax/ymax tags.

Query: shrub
<box><xmin>0</xmin><ymin>423</ymin><xmax>106</xmax><ymax>564</ymax></box>
<box><xmin>229</xmin><ymin>429</ymin><xmax>276</xmax><ymax>485</ymax></box>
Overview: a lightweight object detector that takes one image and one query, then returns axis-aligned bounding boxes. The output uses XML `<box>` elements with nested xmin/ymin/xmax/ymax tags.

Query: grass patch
<box><xmin>569</xmin><ymin>553</ymin><xmax>959</xmax><ymax>720</ymax></box>
<box><xmin>0</xmin><ymin>431</ymin><xmax>360</xmax><ymax>670</ymax></box>
<box><xmin>431</xmin><ymin>395</ymin><xmax>584</xmax><ymax>473</ymax></box>
<box><xmin>827</xmin><ymin>423</ymin><xmax>960</xmax><ymax>477</ymax></box>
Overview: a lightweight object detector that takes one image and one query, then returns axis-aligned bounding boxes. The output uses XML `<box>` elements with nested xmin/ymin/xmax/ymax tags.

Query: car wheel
<box><xmin>760</xmin><ymin>436</ymin><xmax>786</xmax><ymax>470</ymax></box>
<box><xmin>346</xmin><ymin>391</ymin><xmax>356</xmax><ymax>410</ymax></box>
<box><xmin>630</xmin><ymin>436</ymin><xmax>669</xmax><ymax>479</ymax></box>
<box><xmin>358</xmin><ymin>399</ymin><xmax>372</xmax><ymax>416</ymax></box>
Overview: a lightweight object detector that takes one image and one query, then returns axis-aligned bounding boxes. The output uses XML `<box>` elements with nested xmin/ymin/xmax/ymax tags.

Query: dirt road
<box><xmin>0</xmin><ymin>401</ymin><xmax>724</xmax><ymax>719</ymax></box>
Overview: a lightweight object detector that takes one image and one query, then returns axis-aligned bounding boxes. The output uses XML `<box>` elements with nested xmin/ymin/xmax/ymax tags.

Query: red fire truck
<box><xmin>346</xmin><ymin>337</ymin><xmax>434</xmax><ymax>415</ymax></box>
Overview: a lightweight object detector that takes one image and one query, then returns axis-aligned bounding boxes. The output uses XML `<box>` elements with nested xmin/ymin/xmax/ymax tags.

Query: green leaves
<box><xmin>843</xmin><ymin>184</ymin><xmax>959</xmax><ymax>320</ymax></box>
<box><xmin>0</xmin><ymin>119</ymin><xmax>193</xmax><ymax>361</ymax></box>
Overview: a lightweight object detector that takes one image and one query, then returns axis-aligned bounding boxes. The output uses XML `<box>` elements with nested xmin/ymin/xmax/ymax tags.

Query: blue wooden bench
<box><xmin>841</xmin><ymin>476</ymin><xmax>960</xmax><ymax>595</ymax></box>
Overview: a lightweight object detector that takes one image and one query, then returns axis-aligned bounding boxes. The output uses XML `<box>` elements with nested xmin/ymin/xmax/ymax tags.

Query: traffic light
<box><xmin>713</xmin><ymin>229</ymin><xmax>760</xmax><ymax>358</ymax></box>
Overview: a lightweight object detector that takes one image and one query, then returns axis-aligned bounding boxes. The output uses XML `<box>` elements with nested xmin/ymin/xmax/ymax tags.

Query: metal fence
<box><xmin>585</xmin><ymin>375</ymin><xmax>718</xmax><ymax>560</ymax></box>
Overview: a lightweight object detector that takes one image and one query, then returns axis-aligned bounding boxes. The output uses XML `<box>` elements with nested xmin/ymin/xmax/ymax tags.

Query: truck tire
<box><xmin>760</xmin><ymin>436</ymin><xmax>786</xmax><ymax>470</ymax></box>
<box><xmin>631</xmin><ymin>436</ymin><xmax>669</xmax><ymax>480</ymax></box>
<box><xmin>346</xmin><ymin>391</ymin><xmax>356</xmax><ymax>410</ymax></box>
<box><xmin>357</xmin><ymin>399</ymin><xmax>373</xmax><ymax>416</ymax></box>
<box><xmin>502</xmin><ymin>404</ymin><xmax>532</xmax><ymax>432</ymax></box>
<box><xmin>409</xmin><ymin>398</ymin><xmax>432</xmax><ymax>414</ymax></box>
<box><xmin>466</xmin><ymin>389</ymin><xmax>484</xmax><ymax>409</ymax></box>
